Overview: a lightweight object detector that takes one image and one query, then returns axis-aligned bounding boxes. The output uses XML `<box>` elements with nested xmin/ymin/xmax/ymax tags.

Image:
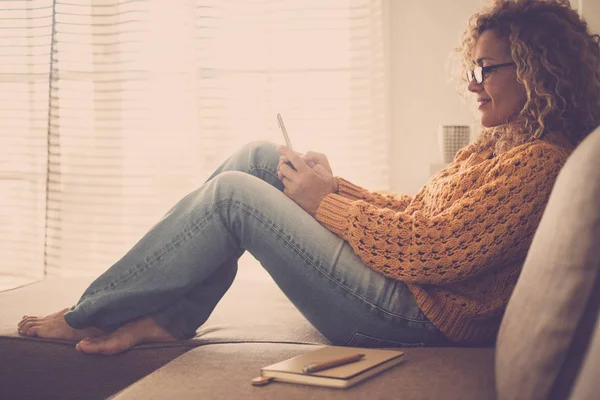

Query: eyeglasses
<box><xmin>466</xmin><ymin>62</ymin><xmax>515</xmax><ymax>84</ymax></box>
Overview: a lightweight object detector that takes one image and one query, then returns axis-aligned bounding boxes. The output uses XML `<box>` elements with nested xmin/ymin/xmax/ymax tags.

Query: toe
<box><xmin>77</xmin><ymin>335</ymin><xmax>129</xmax><ymax>356</ymax></box>
<box><xmin>19</xmin><ymin>320</ymin><xmax>35</xmax><ymax>334</ymax></box>
<box><xmin>26</xmin><ymin>325</ymin><xmax>39</xmax><ymax>337</ymax></box>
<box><xmin>75</xmin><ymin>338</ymin><xmax>95</xmax><ymax>351</ymax></box>
<box><xmin>78</xmin><ymin>337</ymin><xmax>97</xmax><ymax>346</ymax></box>
<box><xmin>17</xmin><ymin>322</ymin><xmax>29</xmax><ymax>335</ymax></box>
<box><xmin>18</xmin><ymin>317</ymin><xmax>31</xmax><ymax>331</ymax></box>
<box><xmin>77</xmin><ymin>337</ymin><xmax>105</xmax><ymax>354</ymax></box>
<box><xmin>20</xmin><ymin>316</ymin><xmax>37</xmax><ymax>328</ymax></box>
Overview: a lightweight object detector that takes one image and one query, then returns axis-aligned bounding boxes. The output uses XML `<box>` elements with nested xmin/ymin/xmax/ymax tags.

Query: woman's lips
<box><xmin>478</xmin><ymin>99</ymin><xmax>491</xmax><ymax>109</ymax></box>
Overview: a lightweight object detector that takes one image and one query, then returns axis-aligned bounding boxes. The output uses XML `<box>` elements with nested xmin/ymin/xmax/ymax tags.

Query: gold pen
<box><xmin>302</xmin><ymin>353</ymin><xmax>365</xmax><ymax>373</ymax></box>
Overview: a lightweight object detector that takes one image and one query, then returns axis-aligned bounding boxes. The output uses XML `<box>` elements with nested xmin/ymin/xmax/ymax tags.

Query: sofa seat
<box><xmin>0</xmin><ymin>258</ymin><xmax>496</xmax><ymax>400</ymax></box>
<box><xmin>110</xmin><ymin>342</ymin><xmax>496</xmax><ymax>400</ymax></box>
<box><xmin>0</xmin><ymin>258</ymin><xmax>327</xmax><ymax>400</ymax></box>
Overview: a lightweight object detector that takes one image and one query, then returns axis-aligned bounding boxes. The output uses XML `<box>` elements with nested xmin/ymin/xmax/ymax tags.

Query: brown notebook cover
<box><xmin>261</xmin><ymin>346</ymin><xmax>405</xmax><ymax>389</ymax></box>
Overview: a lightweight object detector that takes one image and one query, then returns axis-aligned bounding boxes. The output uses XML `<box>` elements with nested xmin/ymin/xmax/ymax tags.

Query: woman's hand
<box><xmin>276</xmin><ymin>145</ymin><xmax>337</xmax><ymax>216</ymax></box>
<box><xmin>302</xmin><ymin>151</ymin><xmax>333</xmax><ymax>175</ymax></box>
<box><xmin>278</xmin><ymin>150</ymin><xmax>334</xmax><ymax>176</ymax></box>
<box><xmin>277</xmin><ymin>149</ymin><xmax>338</xmax><ymax>192</ymax></box>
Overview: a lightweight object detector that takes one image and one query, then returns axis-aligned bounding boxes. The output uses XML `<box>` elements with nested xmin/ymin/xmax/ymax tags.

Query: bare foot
<box><xmin>75</xmin><ymin>315</ymin><xmax>177</xmax><ymax>356</ymax></box>
<box><xmin>17</xmin><ymin>308</ymin><xmax>105</xmax><ymax>341</ymax></box>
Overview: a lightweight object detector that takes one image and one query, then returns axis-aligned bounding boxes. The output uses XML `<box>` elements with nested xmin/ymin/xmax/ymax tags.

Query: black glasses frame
<box><xmin>467</xmin><ymin>62</ymin><xmax>516</xmax><ymax>84</ymax></box>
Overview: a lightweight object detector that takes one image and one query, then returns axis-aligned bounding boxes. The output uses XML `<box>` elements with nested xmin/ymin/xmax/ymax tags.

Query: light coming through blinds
<box><xmin>0</xmin><ymin>0</ymin><xmax>52</xmax><ymax>289</ymax></box>
<box><xmin>0</xmin><ymin>0</ymin><xmax>389</xmax><ymax>283</ymax></box>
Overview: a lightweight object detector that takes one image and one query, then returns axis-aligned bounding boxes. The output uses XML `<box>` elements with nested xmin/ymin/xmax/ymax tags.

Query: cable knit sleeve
<box><xmin>334</xmin><ymin>177</ymin><xmax>413</xmax><ymax>212</ymax></box>
<box><xmin>316</xmin><ymin>144</ymin><xmax>568</xmax><ymax>285</ymax></box>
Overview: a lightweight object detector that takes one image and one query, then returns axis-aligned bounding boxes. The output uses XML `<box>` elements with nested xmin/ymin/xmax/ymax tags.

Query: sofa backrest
<box><xmin>494</xmin><ymin>125</ymin><xmax>600</xmax><ymax>400</ymax></box>
<box><xmin>569</xmin><ymin>310</ymin><xmax>600</xmax><ymax>400</ymax></box>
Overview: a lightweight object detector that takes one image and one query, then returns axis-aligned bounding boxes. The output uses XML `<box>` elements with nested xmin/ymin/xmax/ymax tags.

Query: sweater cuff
<box><xmin>315</xmin><ymin>193</ymin><xmax>355</xmax><ymax>238</ymax></box>
<box><xmin>335</xmin><ymin>177</ymin><xmax>370</xmax><ymax>201</ymax></box>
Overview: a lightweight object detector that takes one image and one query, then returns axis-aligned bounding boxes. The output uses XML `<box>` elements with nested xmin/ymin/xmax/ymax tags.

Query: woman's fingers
<box><xmin>303</xmin><ymin>151</ymin><xmax>320</xmax><ymax>161</ymax></box>
<box><xmin>281</xmin><ymin>176</ymin><xmax>292</xmax><ymax>189</ymax></box>
<box><xmin>278</xmin><ymin>148</ymin><xmax>327</xmax><ymax>174</ymax></box>
<box><xmin>303</xmin><ymin>151</ymin><xmax>332</xmax><ymax>175</ymax></box>
<box><xmin>278</xmin><ymin>162</ymin><xmax>296</xmax><ymax>181</ymax></box>
<box><xmin>280</xmin><ymin>151</ymin><xmax>323</xmax><ymax>167</ymax></box>
<box><xmin>276</xmin><ymin>145</ymin><xmax>308</xmax><ymax>172</ymax></box>
<box><xmin>301</xmin><ymin>155</ymin><xmax>316</xmax><ymax>168</ymax></box>
<box><xmin>278</xmin><ymin>164</ymin><xmax>296</xmax><ymax>193</ymax></box>
<box><xmin>278</xmin><ymin>155</ymin><xmax>289</xmax><ymax>170</ymax></box>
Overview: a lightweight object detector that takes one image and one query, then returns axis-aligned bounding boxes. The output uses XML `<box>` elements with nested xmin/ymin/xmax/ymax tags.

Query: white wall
<box><xmin>581</xmin><ymin>0</ymin><xmax>600</xmax><ymax>34</ymax></box>
<box><xmin>387</xmin><ymin>0</ymin><xmax>599</xmax><ymax>195</ymax></box>
<box><xmin>388</xmin><ymin>0</ymin><xmax>484</xmax><ymax>194</ymax></box>
<box><xmin>570</xmin><ymin>0</ymin><xmax>600</xmax><ymax>32</ymax></box>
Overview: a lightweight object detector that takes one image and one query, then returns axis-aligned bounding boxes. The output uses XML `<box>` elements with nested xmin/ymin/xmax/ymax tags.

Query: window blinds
<box><xmin>0</xmin><ymin>0</ymin><xmax>53</xmax><ymax>289</ymax></box>
<box><xmin>0</xmin><ymin>0</ymin><xmax>389</xmax><ymax>285</ymax></box>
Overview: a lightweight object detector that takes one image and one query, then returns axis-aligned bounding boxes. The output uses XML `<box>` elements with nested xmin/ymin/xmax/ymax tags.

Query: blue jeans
<box><xmin>64</xmin><ymin>141</ymin><xmax>451</xmax><ymax>347</ymax></box>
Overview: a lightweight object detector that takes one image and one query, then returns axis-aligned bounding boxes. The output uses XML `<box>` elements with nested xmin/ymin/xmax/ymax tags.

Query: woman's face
<box><xmin>468</xmin><ymin>30</ymin><xmax>527</xmax><ymax>127</ymax></box>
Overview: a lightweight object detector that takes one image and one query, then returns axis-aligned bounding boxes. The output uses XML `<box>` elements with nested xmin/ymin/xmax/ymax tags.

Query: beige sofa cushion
<box><xmin>495</xmin><ymin>127</ymin><xmax>600</xmax><ymax>400</ymax></box>
<box><xmin>110</xmin><ymin>342</ymin><xmax>496</xmax><ymax>400</ymax></box>
<box><xmin>569</xmin><ymin>315</ymin><xmax>600</xmax><ymax>400</ymax></box>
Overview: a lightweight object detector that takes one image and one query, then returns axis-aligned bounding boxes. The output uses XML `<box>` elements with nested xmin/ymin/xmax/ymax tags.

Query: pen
<box><xmin>302</xmin><ymin>353</ymin><xmax>365</xmax><ymax>373</ymax></box>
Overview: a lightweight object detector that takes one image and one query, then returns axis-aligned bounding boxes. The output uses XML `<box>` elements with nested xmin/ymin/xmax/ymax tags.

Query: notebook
<box><xmin>260</xmin><ymin>346</ymin><xmax>405</xmax><ymax>389</ymax></box>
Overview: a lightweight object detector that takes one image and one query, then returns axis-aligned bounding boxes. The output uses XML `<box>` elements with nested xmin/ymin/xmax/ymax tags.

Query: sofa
<box><xmin>1</xmin><ymin>126</ymin><xmax>598</xmax><ymax>400</ymax></box>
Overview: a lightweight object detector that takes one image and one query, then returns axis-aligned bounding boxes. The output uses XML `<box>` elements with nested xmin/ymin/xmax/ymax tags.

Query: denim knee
<box><xmin>239</xmin><ymin>140</ymin><xmax>280</xmax><ymax>171</ymax></box>
<box><xmin>211</xmin><ymin>170</ymin><xmax>260</xmax><ymax>202</ymax></box>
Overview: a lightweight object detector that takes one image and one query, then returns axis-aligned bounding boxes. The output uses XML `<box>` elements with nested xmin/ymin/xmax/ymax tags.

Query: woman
<box><xmin>18</xmin><ymin>0</ymin><xmax>600</xmax><ymax>355</ymax></box>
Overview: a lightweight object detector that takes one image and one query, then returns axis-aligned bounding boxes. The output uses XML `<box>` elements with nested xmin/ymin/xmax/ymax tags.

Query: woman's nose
<box><xmin>468</xmin><ymin>78</ymin><xmax>482</xmax><ymax>93</ymax></box>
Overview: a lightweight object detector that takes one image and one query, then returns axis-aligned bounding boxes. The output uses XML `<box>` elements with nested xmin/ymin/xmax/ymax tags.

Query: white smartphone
<box><xmin>277</xmin><ymin>113</ymin><xmax>293</xmax><ymax>150</ymax></box>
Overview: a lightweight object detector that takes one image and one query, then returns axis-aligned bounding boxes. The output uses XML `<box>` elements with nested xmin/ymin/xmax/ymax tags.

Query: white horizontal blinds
<box><xmin>45</xmin><ymin>0</ymin><xmax>206</xmax><ymax>277</ymax></box>
<box><xmin>0</xmin><ymin>0</ymin><xmax>53</xmax><ymax>288</ymax></box>
<box><xmin>196</xmin><ymin>0</ymin><xmax>389</xmax><ymax>188</ymax></box>
<box><xmin>41</xmin><ymin>0</ymin><xmax>389</xmax><ymax>278</ymax></box>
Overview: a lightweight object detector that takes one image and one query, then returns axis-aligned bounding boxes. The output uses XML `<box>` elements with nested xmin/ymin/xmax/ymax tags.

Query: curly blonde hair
<box><xmin>457</xmin><ymin>0</ymin><xmax>600</xmax><ymax>154</ymax></box>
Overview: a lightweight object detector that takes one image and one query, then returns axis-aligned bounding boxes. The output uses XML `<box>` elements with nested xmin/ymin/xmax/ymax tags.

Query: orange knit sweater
<box><xmin>315</xmin><ymin>139</ymin><xmax>570</xmax><ymax>345</ymax></box>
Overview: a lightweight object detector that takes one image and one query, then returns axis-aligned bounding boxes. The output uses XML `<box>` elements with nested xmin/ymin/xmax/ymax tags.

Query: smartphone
<box><xmin>277</xmin><ymin>113</ymin><xmax>293</xmax><ymax>150</ymax></box>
